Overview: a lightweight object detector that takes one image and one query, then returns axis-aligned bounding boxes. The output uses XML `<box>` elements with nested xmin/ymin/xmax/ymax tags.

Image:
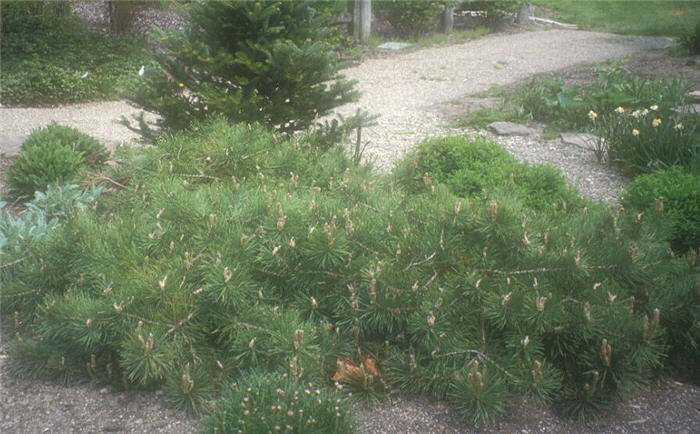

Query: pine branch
<box><xmin>167</xmin><ymin>311</ymin><xmax>196</xmax><ymax>335</ymax></box>
<box><xmin>94</xmin><ymin>176</ymin><xmax>128</xmax><ymax>190</ymax></box>
<box><xmin>435</xmin><ymin>349</ymin><xmax>516</xmax><ymax>380</ymax></box>
<box><xmin>404</xmin><ymin>251</ymin><xmax>436</xmax><ymax>271</ymax></box>
<box><xmin>422</xmin><ymin>270</ymin><xmax>439</xmax><ymax>291</ymax></box>
<box><xmin>473</xmin><ymin>264</ymin><xmax>617</xmax><ymax>276</ymax></box>
<box><xmin>177</xmin><ymin>173</ymin><xmax>220</xmax><ymax>181</ymax></box>
<box><xmin>1</xmin><ymin>255</ymin><xmax>30</xmax><ymax>269</ymax></box>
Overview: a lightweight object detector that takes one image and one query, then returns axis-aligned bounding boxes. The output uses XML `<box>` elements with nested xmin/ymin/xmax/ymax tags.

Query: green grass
<box><xmin>362</xmin><ymin>26</ymin><xmax>491</xmax><ymax>54</ymax></box>
<box><xmin>533</xmin><ymin>1</ymin><xmax>700</xmax><ymax>36</ymax></box>
<box><xmin>417</xmin><ymin>26</ymin><xmax>491</xmax><ymax>47</ymax></box>
<box><xmin>456</xmin><ymin>107</ymin><xmax>523</xmax><ymax>129</ymax></box>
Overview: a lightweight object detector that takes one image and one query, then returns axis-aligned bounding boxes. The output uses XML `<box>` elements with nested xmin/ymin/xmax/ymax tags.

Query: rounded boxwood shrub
<box><xmin>6</xmin><ymin>140</ymin><xmax>85</xmax><ymax>201</ymax></box>
<box><xmin>22</xmin><ymin>122</ymin><xmax>109</xmax><ymax>169</ymax></box>
<box><xmin>394</xmin><ymin>136</ymin><xmax>581</xmax><ymax>211</ymax></box>
<box><xmin>622</xmin><ymin>166</ymin><xmax>700</xmax><ymax>253</ymax></box>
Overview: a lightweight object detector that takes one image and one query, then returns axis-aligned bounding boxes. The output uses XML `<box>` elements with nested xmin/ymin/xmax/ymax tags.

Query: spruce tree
<box><xmin>127</xmin><ymin>0</ymin><xmax>358</xmax><ymax>135</ymax></box>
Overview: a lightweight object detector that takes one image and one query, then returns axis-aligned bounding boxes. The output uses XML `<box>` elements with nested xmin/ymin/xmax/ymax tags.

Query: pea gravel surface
<box><xmin>3</xmin><ymin>18</ymin><xmax>700</xmax><ymax>434</ymax></box>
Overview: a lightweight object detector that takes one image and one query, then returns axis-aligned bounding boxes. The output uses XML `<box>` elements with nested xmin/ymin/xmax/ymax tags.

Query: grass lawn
<box><xmin>533</xmin><ymin>1</ymin><xmax>700</xmax><ymax>37</ymax></box>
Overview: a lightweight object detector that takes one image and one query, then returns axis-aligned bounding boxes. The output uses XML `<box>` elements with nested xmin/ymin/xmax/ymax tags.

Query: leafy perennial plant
<box><xmin>589</xmin><ymin>104</ymin><xmax>699</xmax><ymax>176</ymax></box>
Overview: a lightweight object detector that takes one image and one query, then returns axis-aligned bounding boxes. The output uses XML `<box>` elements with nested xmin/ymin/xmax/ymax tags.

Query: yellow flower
<box><xmin>178</xmin><ymin>83</ymin><xmax>185</xmax><ymax>88</ymax></box>
<box><xmin>588</xmin><ymin>110</ymin><xmax>598</xmax><ymax>121</ymax></box>
<box><xmin>674</xmin><ymin>123</ymin><xmax>684</xmax><ymax>131</ymax></box>
<box><xmin>650</xmin><ymin>104</ymin><xmax>658</xmax><ymax>111</ymax></box>
<box><xmin>632</xmin><ymin>129</ymin><xmax>640</xmax><ymax>136</ymax></box>
<box><xmin>652</xmin><ymin>118</ymin><xmax>662</xmax><ymax>128</ymax></box>
<box><xmin>615</xmin><ymin>106</ymin><xmax>625</xmax><ymax>114</ymax></box>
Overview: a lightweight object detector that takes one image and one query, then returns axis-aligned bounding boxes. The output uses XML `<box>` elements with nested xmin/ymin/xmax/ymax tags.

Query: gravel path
<box><xmin>3</xmin><ymin>28</ymin><xmax>697</xmax><ymax>434</ymax></box>
<box><xmin>1</xmin><ymin>29</ymin><xmax>670</xmax><ymax>202</ymax></box>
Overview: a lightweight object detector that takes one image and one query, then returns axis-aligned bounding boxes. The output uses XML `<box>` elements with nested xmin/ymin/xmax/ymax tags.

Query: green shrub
<box><xmin>6</xmin><ymin>141</ymin><xmax>86</xmax><ymax>201</ymax></box>
<box><xmin>677</xmin><ymin>18</ymin><xmax>700</xmax><ymax>55</ymax></box>
<box><xmin>375</xmin><ymin>0</ymin><xmax>443</xmax><ymax>38</ymax></box>
<box><xmin>126</xmin><ymin>0</ymin><xmax>358</xmax><ymax>136</ymax></box>
<box><xmin>622</xmin><ymin>167</ymin><xmax>700</xmax><ymax>253</ymax></box>
<box><xmin>23</xmin><ymin>123</ymin><xmax>109</xmax><ymax>169</ymax></box>
<box><xmin>2</xmin><ymin>119</ymin><xmax>697</xmax><ymax>427</ymax></box>
<box><xmin>394</xmin><ymin>136</ymin><xmax>581</xmax><ymax>210</ymax></box>
<box><xmin>461</xmin><ymin>1</ymin><xmax>524</xmax><ymax>27</ymax></box>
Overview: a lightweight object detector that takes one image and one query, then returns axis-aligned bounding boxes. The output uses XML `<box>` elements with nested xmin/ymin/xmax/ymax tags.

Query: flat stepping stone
<box><xmin>377</xmin><ymin>42</ymin><xmax>412</xmax><ymax>51</ymax></box>
<box><xmin>487</xmin><ymin>121</ymin><xmax>532</xmax><ymax>136</ymax></box>
<box><xmin>0</xmin><ymin>133</ymin><xmax>26</xmax><ymax>158</ymax></box>
<box><xmin>672</xmin><ymin>104</ymin><xmax>700</xmax><ymax>115</ymax></box>
<box><xmin>687</xmin><ymin>90</ymin><xmax>700</xmax><ymax>104</ymax></box>
<box><xmin>560</xmin><ymin>132</ymin><xmax>601</xmax><ymax>151</ymax></box>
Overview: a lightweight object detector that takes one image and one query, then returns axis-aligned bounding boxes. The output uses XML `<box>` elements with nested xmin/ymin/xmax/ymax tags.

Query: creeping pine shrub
<box><xmin>622</xmin><ymin>167</ymin><xmax>700</xmax><ymax>254</ymax></box>
<box><xmin>5</xmin><ymin>141</ymin><xmax>86</xmax><ymax>201</ymax></box>
<box><xmin>2</xmin><ymin>119</ymin><xmax>698</xmax><ymax>426</ymax></box>
<box><xmin>394</xmin><ymin>136</ymin><xmax>581</xmax><ymax>210</ymax></box>
<box><xmin>22</xmin><ymin>123</ymin><xmax>109</xmax><ymax>169</ymax></box>
<box><xmin>0</xmin><ymin>184</ymin><xmax>102</xmax><ymax>318</ymax></box>
<box><xmin>202</xmin><ymin>372</ymin><xmax>355</xmax><ymax>433</ymax></box>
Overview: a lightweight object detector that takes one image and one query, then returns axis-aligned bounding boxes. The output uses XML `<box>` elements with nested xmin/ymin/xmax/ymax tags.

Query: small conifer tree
<box><xmin>127</xmin><ymin>0</ymin><xmax>358</xmax><ymax>135</ymax></box>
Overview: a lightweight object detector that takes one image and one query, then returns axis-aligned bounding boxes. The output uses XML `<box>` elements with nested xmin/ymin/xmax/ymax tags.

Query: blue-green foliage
<box><xmin>0</xmin><ymin>184</ymin><xmax>103</xmax><ymax>256</ymax></box>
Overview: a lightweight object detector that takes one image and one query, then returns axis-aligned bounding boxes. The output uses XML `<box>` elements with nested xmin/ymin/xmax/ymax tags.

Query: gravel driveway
<box><xmin>3</xmin><ymin>28</ymin><xmax>696</xmax><ymax>434</ymax></box>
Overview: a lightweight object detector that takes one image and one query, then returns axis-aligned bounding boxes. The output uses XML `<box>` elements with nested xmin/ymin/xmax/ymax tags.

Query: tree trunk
<box><xmin>353</xmin><ymin>0</ymin><xmax>361</xmax><ymax>40</ymax></box>
<box><xmin>359</xmin><ymin>0</ymin><xmax>371</xmax><ymax>43</ymax></box>
<box><xmin>441</xmin><ymin>6</ymin><xmax>455</xmax><ymax>33</ymax></box>
<box><xmin>109</xmin><ymin>1</ymin><xmax>134</xmax><ymax>34</ymax></box>
<box><xmin>517</xmin><ymin>2</ymin><xmax>532</xmax><ymax>26</ymax></box>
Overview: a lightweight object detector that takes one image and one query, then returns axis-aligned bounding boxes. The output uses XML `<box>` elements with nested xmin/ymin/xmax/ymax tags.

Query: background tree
<box><xmin>127</xmin><ymin>0</ymin><xmax>358</xmax><ymax>135</ymax></box>
<box><xmin>108</xmin><ymin>1</ymin><xmax>135</xmax><ymax>34</ymax></box>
